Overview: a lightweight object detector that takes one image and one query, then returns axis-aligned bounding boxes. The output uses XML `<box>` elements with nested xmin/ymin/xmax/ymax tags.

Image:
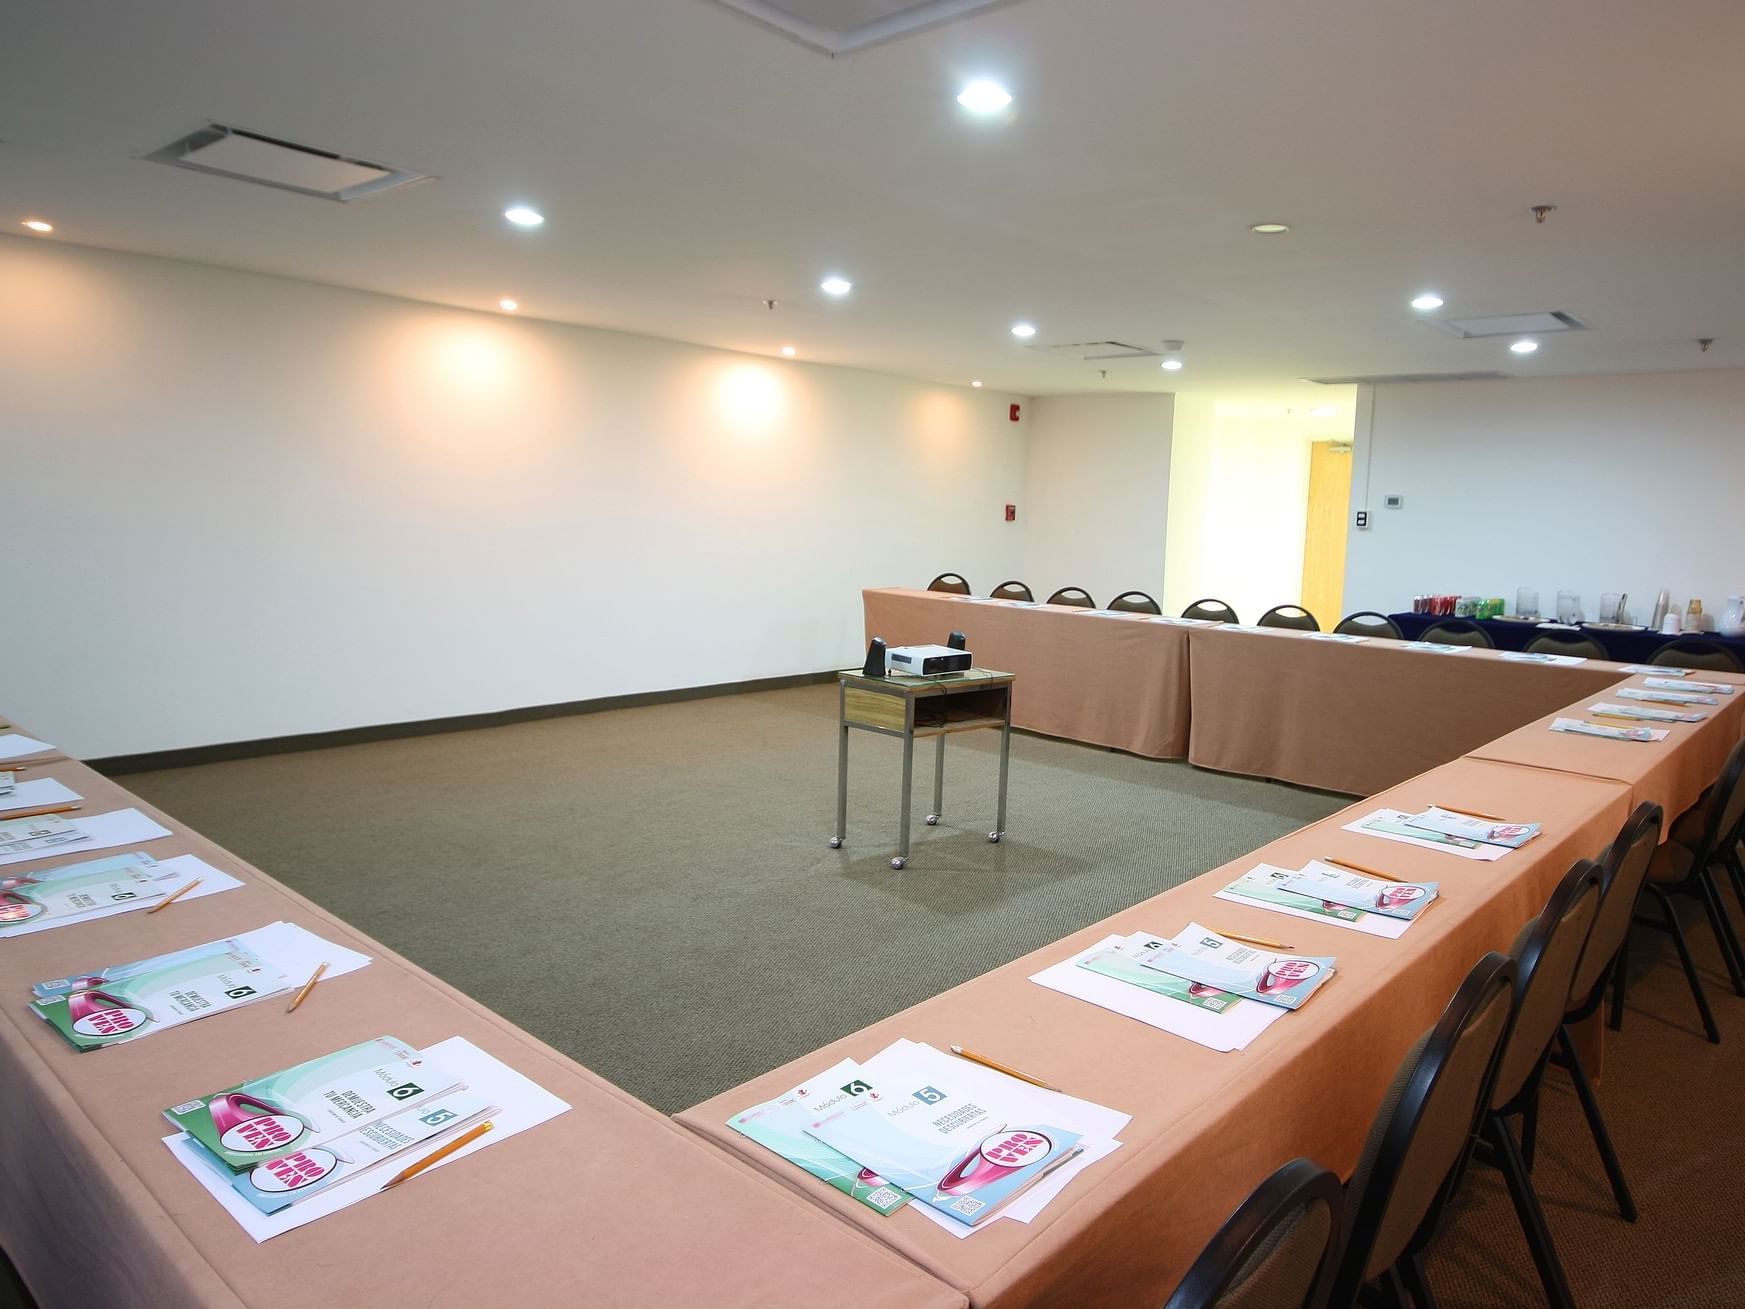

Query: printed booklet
<box><xmin>1401</xmin><ymin>805</ymin><xmax>1539</xmax><ymax>848</ymax></box>
<box><xmin>0</xmin><ymin>813</ymin><xmax>89</xmax><ymax>858</ymax></box>
<box><xmin>1280</xmin><ymin>863</ymin><xmax>1438</xmax><ymax>920</ymax></box>
<box><xmin>1</xmin><ymin>851</ymin><xmax>169</xmax><ymax>926</ymax></box>
<box><xmin>1551</xmin><ymin>717</ymin><xmax>1667</xmax><ymax>742</ymax></box>
<box><xmin>1120</xmin><ymin>926</ymin><xmax>1336</xmax><ymax>1011</ymax></box>
<box><xmin>1588</xmin><ymin>701</ymin><xmax>1705</xmax><ymax>723</ymax></box>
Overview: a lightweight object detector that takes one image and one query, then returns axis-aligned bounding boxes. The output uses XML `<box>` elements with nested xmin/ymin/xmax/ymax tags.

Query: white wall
<box><xmin>1344</xmin><ymin>370</ymin><xmax>1745</xmax><ymax>623</ymax></box>
<box><xmin>0</xmin><ymin>238</ymin><xmax>1027</xmax><ymax>756</ymax></box>
<box><xmin>1020</xmin><ymin>394</ymin><xmax>1173</xmax><ymax>607</ymax></box>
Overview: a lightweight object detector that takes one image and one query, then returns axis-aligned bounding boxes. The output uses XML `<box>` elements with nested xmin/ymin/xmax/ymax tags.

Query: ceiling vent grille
<box><xmin>145</xmin><ymin>124</ymin><xmax>432</xmax><ymax>202</ymax></box>
<box><xmin>702</xmin><ymin>0</ymin><xmax>1018</xmax><ymax>55</ymax></box>
<box><xmin>1423</xmin><ymin>310</ymin><xmax>1586</xmax><ymax>339</ymax></box>
<box><xmin>1031</xmin><ymin>341</ymin><xmax>1162</xmax><ymax>361</ymax></box>
<box><xmin>1310</xmin><ymin>371</ymin><xmax>1510</xmax><ymax>385</ymax></box>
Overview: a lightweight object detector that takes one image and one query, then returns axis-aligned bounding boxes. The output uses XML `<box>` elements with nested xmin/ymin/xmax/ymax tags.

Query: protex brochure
<box><xmin>1616</xmin><ymin>686</ymin><xmax>1717</xmax><ymax>706</ymax></box>
<box><xmin>1551</xmin><ymin>717</ymin><xmax>1667</xmax><ymax>742</ymax></box>
<box><xmin>804</xmin><ymin>1081</ymin><xmax>1082</xmax><ymax>1227</ymax></box>
<box><xmin>1401</xmin><ymin>806</ymin><xmax>1539</xmax><ymax>848</ymax></box>
<box><xmin>0</xmin><ymin>772</ymin><xmax>14</xmax><ymax>796</ymax></box>
<box><xmin>164</xmin><ymin>1035</ymin><xmax>459</xmax><ymax>1174</ymax></box>
<box><xmin>1345</xmin><ymin>809</ymin><xmax>1509</xmax><ymax>862</ymax></box>
<box><xmin>1120</xmin><ymin>928</ymin><xmax>1335</xmax><ymax>1011</ymax></box>
<box><xmin>1214</xmin><ymin>863</ymin><xmax>1413</xmax><ymax>939</ymax></box>
<box><xmin>1280</xmin><ymin>862</ymin><xmax>1438</xmax><ymax>921</ymax></box>
<box><xmin>0</xmin><ymin>851</ymin><xmax>167</xmax><ymax>925</ymax></box>
<box><xmin>30</xmin><ymin>922</ymin><xmax>371</xmax><ymax>1052</ymax></box>
<box><xmin>1645</xmin><ymin>677</ymin><xmax>1733</xmax><ymax>695</ymax></box>
<box><xmin>0</xmin><ymin>813</ymin><xmax>89</xmax><ymax>857</ymax></box>
<box><xmin>726</xmin><ymin>1058</ymin><xmax>912</xmax><ymax>1215</ymax></box>
<box><xmin>1588</xmin><ymin>701</ymin><xmax>1705</xmax><ymax>723</ymax></box>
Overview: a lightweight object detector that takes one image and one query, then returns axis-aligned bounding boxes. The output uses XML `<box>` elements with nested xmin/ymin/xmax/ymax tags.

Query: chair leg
<box><xmin>1608</xmin><ymin>938</ymin><xmax>1630</xmax><ymax>1031</ymax></box>
<box><xmin>1650</xmin><ymin>885</ymin><xmax>1722</xmax><ymax>1042</ymax></box>
<box><xmin>1556</xmin><ymin>1025</ymin><xmax>1639</xmax><ymax>1222</ymax></box>
<box><xmin>1726</xmin><ymin>848</ymin><xmax>1745</xmax><ymax>927</ymax></box>
<box><xmin>1697</xmin><ymin>865</ymin><xmax>1745</xmax><ymax>995</ymax></box>
<box><xmin>1384</xmin><ymin>1265</ymin><xmax>1414</xmax><ymax>1309</ymax></box>
<box><xmin>1486</xmin><ymin>1114</ymin><xmax>1576</xmax><ymax>1309</ymax></box>
<box><xmin>1521</xmin><ymin>1079</ymin><xmax>1542</xmax><ymax>1173</ymax></box>
<box><xmin>1400</xmin><ymin>1250</ymin><xmax>1441</xmax><ymax>1309</ymax></box>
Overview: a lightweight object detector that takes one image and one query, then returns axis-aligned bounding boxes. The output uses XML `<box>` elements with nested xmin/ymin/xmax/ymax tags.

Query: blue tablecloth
<box><xmin>1388</xmin><ymin>612</ymin><xmax>1745</xmax><ymax>665</ymax></box>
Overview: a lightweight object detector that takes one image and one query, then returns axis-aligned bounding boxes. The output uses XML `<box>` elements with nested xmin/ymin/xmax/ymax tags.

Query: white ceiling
<box><xmin>3</xmin><ymin>0</ymin><xmax>1742</xmax><ymax>397</ymax></box>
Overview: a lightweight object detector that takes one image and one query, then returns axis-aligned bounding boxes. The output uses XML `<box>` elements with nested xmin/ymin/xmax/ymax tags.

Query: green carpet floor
<box><xmin>120</xmin><ymin>683</ymin><xmax>1342</xmax><ymax>1112</ymax></box>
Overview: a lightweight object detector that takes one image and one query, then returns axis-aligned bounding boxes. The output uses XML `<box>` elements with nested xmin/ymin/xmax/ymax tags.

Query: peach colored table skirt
<box><xmin>1185</xmin><ymin>627</ymin><xmax>1637</xmax><ymax>795</ymax></box>
<box><xmin>0</xmin><ymin>754</ymin><xmax>967</xmax><ymax>1309</ymax></box>
<box><xmin>1466</xmin><ymin>668</ymin><xmax>1745</xmax><ymax>824</ymax></box>
<box><xmin>863</xmin><ymin>589</ymin><xmax>1192</xmax><ymax>758</ymax></box>
<box><xmin>680</xmin><ymin>757</ymin><xmax>1632</xmax><ymax>1309</ymax></box>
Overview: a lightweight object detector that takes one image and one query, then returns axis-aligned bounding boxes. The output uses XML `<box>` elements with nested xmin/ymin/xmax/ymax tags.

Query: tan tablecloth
<box><xmin>863</xmin><ymin>589</ymin><xmax>1192</xmax><ymax>758</ymax></box>
<box><xmin>1466</xmin><ymin>669</ymin><xmax>1745</xmax><ymax>826</ymax></box>
<box><xmin>1185</xmin><ymin>627</ymin><xmax>1637</xmax><ymax>795</ymax></box>
<box><xmin>679</xmin><ymin>757</ymin><xmax>1632</xmax><ymax>1309</ymax></box>
<box><xmin>0</xmin><ymin>757</ymin><xmax>967</xmax><ymax>1309</ymax></box>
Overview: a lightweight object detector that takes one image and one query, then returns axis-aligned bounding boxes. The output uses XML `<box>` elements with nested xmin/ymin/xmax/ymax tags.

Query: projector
<box><xmin>885</xmin><ymin>643</ymin><xmax>972</xmax><ymax>676</ymax></box>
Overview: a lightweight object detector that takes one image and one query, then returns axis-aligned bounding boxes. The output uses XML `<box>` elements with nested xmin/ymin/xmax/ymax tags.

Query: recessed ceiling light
<box><xmin>1010</xmin><ymin>322</ymin><xmax>1036</xmax><ymax>338</ymax></box>
<box><xmin>1510</xmin><ymin>339</ymin><xmax>1539</xmax><ymax>354</ymax></box>
<box><xmin>498</xmin><ymin>297</ymin><xmax>519</xmax><ymax>312</ymax></box>
<box><xmin>820</xmin><ymin>276</ymin><xmax>853</xmax><ymax>296</ymax></box>
<box><xmin>780</xmin><ymin>345</ymin><xmax>797</xmax><ymax>357</ymax></box>
<box><xmin>956</xmin><ymin>81</ymin><xmax>1013</xmax><ymax>114</ymax></box>
<box><xmin>21</xmin><ymin>219</ymin><xmax>53</xmax><ymax>233</ymax></box>
<box><xmin>1310</xmin><ymin>405</ymin><xmax>1337</xmax><ymax>418</ymax></box>
<box><xmin>971</xmin><ymin>380</ymin><xmax>983</xmax><ymax>388</ymax></box>
<box><xmin>1249</xmin><ymin>222</ymin><xmax>1290</xmax><ymax>234</ymax></box>
<box><xmin>1160</xmin><ymin>358</ymin><xmax>1184</xmax><ymax>371</ymax></box>
<box><xmin>1410</xmin><ymin>293</ymin><xmax>1444</xmax><ymax>310</ymax></box>
<box><xmin>503</xmin><ymin>206</ymin><xmax>544</xmax><ymax>227</ymax></box>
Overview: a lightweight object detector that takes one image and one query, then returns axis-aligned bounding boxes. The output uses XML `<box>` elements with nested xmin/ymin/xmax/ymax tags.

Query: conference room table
<box><xmin>1389</xmin><ymin>612</ymin><xmax>1745</xmax><ymax>666</ymax></box>
<box><xmin>0</xmin><ymin>751</ymin><xmax>968</xmax><ymax>1309</ymax></box>
<box><xmin>681</xmin><ymin>755</ymin><xmax>1634</xmax><ymax>1309</ymax></box>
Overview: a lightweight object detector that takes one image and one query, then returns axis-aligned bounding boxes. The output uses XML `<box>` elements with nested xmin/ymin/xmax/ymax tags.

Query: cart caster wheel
<box><xmin>988</xmin><ymin>831</ymin><xmax>1002</xmax><ymax>844</ymax></box>
<box><xmin>925</xmin><ymin>814</ymin><xmax>940</xmax><ymax>826</ymax></box>
<box><xmin>891</xmin><ymin>857</ymin><xmax>907</xmax><ymax>870</ymax></box>
<box><xmin>828</xmin><ymin>836</ymin><xmax>843</xmax><ymax>849</ymax></box>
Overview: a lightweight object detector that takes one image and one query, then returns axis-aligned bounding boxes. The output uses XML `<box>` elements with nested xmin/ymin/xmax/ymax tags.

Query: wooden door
<box><xmin>1301</xmin><ymin>442</ymin><xmax>1352</xmax><ymax>629</ymax></box>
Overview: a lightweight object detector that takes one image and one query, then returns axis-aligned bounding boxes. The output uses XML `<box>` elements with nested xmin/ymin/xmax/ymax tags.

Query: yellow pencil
<box><xmin>380</xmin><ymin>1121</ymin><xmax>494</xmax><ymax>1190</ymax></box>
<box><xmin>949</xmin><ymin>1044</ymin><xmax>1060</xmax><ymax>1092</ymax></box>
<box><xmin>1210</xmin><ymin>926</ymin><xmax>1296</xmax><ymax>951</ymax></box>
<box><xmin>286</xmin><ymin>962</ymin><xmax>330</xmax><ymax>1014</ymax></box>
<box><xmin>1432</xmin><ymin>802</ymin><xmax>1507</xmax><ymax>822</ymax></box>
<box><xmin>0</xmin><ymin>803</ymin><xmax>81</xmax><ymax>821</ymax></box>
<box><xmin>146</xmin><ymin>877</ymin><xmax>203</xmax><ymax>913</ymax></box>
<box><xmin>1322</xmin><ymin>855</ymin><xmax>1406</xmax><ymax>883</ymax></box>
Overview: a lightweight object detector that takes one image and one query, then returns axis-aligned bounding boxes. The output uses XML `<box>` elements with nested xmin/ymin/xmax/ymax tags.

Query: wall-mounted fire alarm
<box><xmin>1009</xmin><ymin>403</ymin><xmax>1021</xmax><ymax>422</ymax></box>
<box><xmin>1005</xmin><ymin>504</ymin><xmax>1017</xmax><ymax>522</ymax></box>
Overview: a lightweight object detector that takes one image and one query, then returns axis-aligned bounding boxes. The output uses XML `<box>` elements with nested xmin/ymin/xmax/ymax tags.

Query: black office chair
<box><xmin>1334</xmin><ymin>611</ymin><xmax>1404</xmax><ymax>639</ymax></box>
<box><xmin>989</xmin><ymin>580</ymin><xmax>1034</xmax><ymax>602</ymax></box>
<box><xmin>1420</xmin><ymin>618</ymin><xmax>1496</xmax><ymax>648</ymax></box>
<box><xmin>926</xmin><ymin>573</ymin><xmax>971</xmax><ymax>595</ymax></box>
<box><xmin>1182</xmin><ymin>598</ymin><xmax>1238</xmax><ymax>624</ymax></box>
<box><xmin>1162</xmin><ymin>1158</ymin><xmax>1342</xmax><ymax>1309</ymax></box>
<box><xmin>1258</xmin><ymin>604</ymin><xmax>1320</xmax><ymax>632</ymax></box>
<box><xmin>1526</xmin><ymin>633</ymin><xmax>1607</xmax><ymax>660</ymax></box>
<box><xmin>1649</xmin><ymin>639</ymin><xmax>1744</xmax><ymax>674</ymax></box>
<box><xmin>1045</xmin><ymin>587</ymin><xmax>1095</xmax><ymax>608</ymax></box>
<box><xmin>1106</xmin><ymin>591</ymin><xmax>1162</xmax><ymax>615</ymax></box>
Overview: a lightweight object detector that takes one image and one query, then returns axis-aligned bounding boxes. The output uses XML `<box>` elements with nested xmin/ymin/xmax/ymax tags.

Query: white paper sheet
<box><xmin>0</xmin><ymin>735</ymin><xmax>57</xmax><ymax>762</ymax></box>
<box><xmin>0</xmin><ymin>854</ymin><xmax>241</xmax><ymax>938</ymax></box>
<box><xmin>1340</xmin><ymin>808</ymin><xmax>1508</xmax><ymax>862</ymax></box>
<box><xmin>1030</xmin><ymin>936</ymin><xmax>1291</xmax><ymax>1052</ymax></box>
<box><xmin>1306</xmin><ymin>632</ymin><xmax>1367</xmax><ymax>643</ymax></box>
<box><xmin>0</xmin><ymin>808</ymin><xmax>172</xmax><ymax>869</ymax></box>
<box><xmin>164</xmin><ymin>1035</ymin><xmax>571</xmax><ymax>1241</ymax></box>
<box><xmin>237</xmin><ymin>921</ymin><xmax>372</xmax><ymax>989</ymax></box>
<box><xmin>1146</xmin><ymin>616</ymin><xmax>1214</xmax><ymax>627</ymax></box>
<box><xmin>1213</xmin><ymin>864</ymin><xmax>1414</xmax><ymax>940</ymax></box>
<box><xmin>1399</xmin><ymin>642</ymin><xmax>1469</xmax><ymax>654</ymax></box>
<box><xmin>0</xmin><ymin>778</ymin><xmax>82</xmax><ymax>815</ymax></box>
<box><xmin>1551</xmin><ymin>717</ymin><xmax>1668</xmax><ymax>742</ymax></box>
<box><xmin>1498</xmin><ymin>651</ymin><xmax>1586</xmax><ymax>666</ymax></box>
<box><xmin>1588</xmin><ymin>701</ymin><xmax>1705</xmax><ymax>723</ymax></box>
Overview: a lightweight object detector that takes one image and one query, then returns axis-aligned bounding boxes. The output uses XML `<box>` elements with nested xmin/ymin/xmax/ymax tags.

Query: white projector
<box><xmin>885</xmin><ymin>643</ymin><xmax>972</xmax><ymax>676</ymax></box>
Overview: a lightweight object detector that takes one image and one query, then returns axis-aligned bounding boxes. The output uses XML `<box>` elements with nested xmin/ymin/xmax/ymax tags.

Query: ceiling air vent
<box><xmin>146</xmin><ymin>124</ymin><xmax>432</xmax><ymax>202</ymax></box>
<box><xmin>1031</xmin><ymin>341</ymin><xmax>1162</xmax><ymax>361</ymax></box>
<box><xmin>1423</xmin><ymin>310</ymin><xmax>1587</xmax><ymax>339</ymax></box>
<box><xmin>1309</xmin><ymin>371</ymin><xmax>1510</xmax><ymax>385</ymax></box>
<box><xmin>703</xmin><ymin>0</ymin><xmax>1019</xmax><ymax>55</ymax></box>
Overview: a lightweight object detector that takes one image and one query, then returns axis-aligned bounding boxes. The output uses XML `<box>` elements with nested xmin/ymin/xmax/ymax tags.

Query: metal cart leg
<box><xmin>926</xmin><ymin>731</ymin><xmax>945</xmax><ymax>825</ymax></box>
<box><xmin>990</xmin><ymin>690</ymin><xmax>1011</xmax><ymax>843</ymax></box>
<box><xmin>829</xmin><ymin>683</ymin><xmax>848</xmax><ymax>849</ymax></box>
<box><xmin>894</xmin><ymin>726</ymin><xmax>915</xmax><ymax>869</ymax></box>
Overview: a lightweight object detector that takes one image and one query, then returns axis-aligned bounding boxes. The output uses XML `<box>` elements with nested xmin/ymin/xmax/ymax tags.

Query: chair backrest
<box><xmin>990</xmin><ymin>580</ymin><xmax>1034</xmax><ymax>602</ymax></box>
<box><xmin>926</xmin><ymin>573</ymin><xmax>971</xmax><ymax>595</ymax></box>
<box><xmin>1046</xmin><ymin>586</ymin><xmax>1096</xmax><ymax>608</ymax></box>
<box><xmin>1334</xmin><ymin>611</ymin><xmax>1404</xmax><ymax>639</ymax></box>
<box><xmin>1419</xmin><ymin>618</ymin><xmax>1496</xmax><ymax>648</ymax></box>
<box><xmin>1107</xmin><ymin>590</ymin><xmax>1162</xmax><ymax>615</ymax></box>
<box><xmin>1162</xmin><ymin>1158</ymin><xmax>1342</xmax><ymax>1309</ymax></box>
<box><xmin>1330</xmin><ymin>952</ymin><xmax>1516</xmax><ymax>1305</ymax></box>
<box><xmin>1183</xmin><ymin>598</ymin><xmax>1239</xmax><ymax>624</ymax></box>
<box><xmin>1684</xmin><ymin>738</ymin><xmax>1745</xmax><ymax>869</ymax></box>
<box><xmin>1567</xmin><ymin>802</ymin><xmax>1663</xmax><ymax>1012</ymax></box>
<box><xmin>1525</xmin><ymin>633</ymin><xmax>1608</xmax><ymax>660</ymax></box>
<box><xmin>1650</xmin><ymin>639</ymin><xmax>1744</xmax><ymax>674</ymax></box>
<box><xmin>1258</xmin><ymin>604</ymin><xmax>1321</xmax><ymax>632</ymax></box>
<box><xmin>1492</xmin><ymin>860</ymin><xmax>1603</xmax><ymax>1110</ymax></box>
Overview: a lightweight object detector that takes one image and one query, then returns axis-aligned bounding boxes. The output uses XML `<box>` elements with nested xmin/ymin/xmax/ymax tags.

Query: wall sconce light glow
<box><xmin>820</xmin><ymin>276</ymin><xmax>853</xmax><ymax>296</ymax></box>
<box><xmin>957</xmin><ymin>80</ymin><xmax>1013</xmax><ymax>113</ymax></box>
<box><xmin>503</xmin><ymin>206</ymin><xmax>545</xmax><ymax>227</ymax></box>
<box><xmin>1160</xmin><ymin>358</ymin><xmax>1184</xmax><ymax>371</ymax></box>
<box><xmin>1410</xmin><ymin>292</ymin><xmax>1444</xmax><ymax>310</ymax></box>
<box><xmin>1310</xmin><ymin>405</ymin><xmax>1337</xmax><ymax>418</ymax></box>
<box><xmin>21</xmin><ymin>218</ymin><xmax>53</xmax><ymax>233</ymax></box>
<box><xmin>716</xmin><ymin>364</ymin><xmax>787</xmax><ymax>434</ymax></box>
<box><xmin>780</xmin><ymin>345</ymin><xmax>797</xmax><ymax>357</ymax></box>
<box><xmin>498</xmin><ymin>298</ymin><xmax>519</xmax><ymax>312</ymax></box>
<box><xmin>1249</xmin><ymin>222</ymin><xmax>1290</xmax><ymax>234</ymax></box>
<box><xmin>971</xmin><ymin>380</ymin><xmax>983</xmax><ymax>388</ymax></box>
<box><xmin>1510</xmin><ymin>338</ymin><xmax>1539</xmax><ymax>354</ymax></box>
<box><xmin>1010</xmin><ymin>322</ymin><xmax>1036</xmax><ymax>338</ymax></box>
